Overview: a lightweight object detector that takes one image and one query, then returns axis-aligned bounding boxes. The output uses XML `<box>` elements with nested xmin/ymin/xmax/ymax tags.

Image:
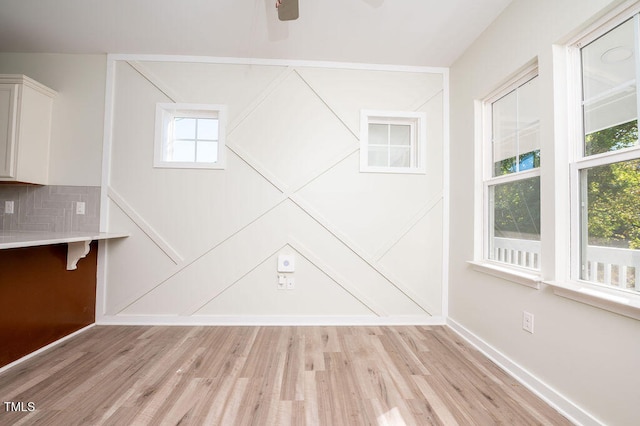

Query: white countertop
<box><xmin>0</xmin><ymin>231</ymin><xmax>129</xmax><ymax>250</ymax></box>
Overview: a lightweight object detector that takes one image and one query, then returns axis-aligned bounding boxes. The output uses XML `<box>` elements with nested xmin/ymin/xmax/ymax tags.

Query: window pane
<box><xmin>390</xmin><ymin>147</ymin><xmax>411</xmax><ymax>167</ymax></box>
<box><xmin>493</xmin><ymin>91</ymin><xmax>517</xmax><ymax>142</ymax></box>
<box><xmin>585</xmin><ymin>120</ymin><xmax>638</xmax><ymax>156</ymax></box>
<box><xmin>197</xmin><ymin>118</ymin><xmax>218</xmax><ymax>140</ymax></box>
<box><xmin>390</xmin><ymin>124</ymin><xmax>411</xmax><ymax>146</ymax></box>
<box><xmin>518</xmin><ymin>77</ymin><xmax>540</xmax><ymax>130</ymax></box>
<box><xmin>493</xmin><ymin>134</ymin><xmax>517</xmax><ymax>176</ymax></box>
<box><xmin>581</xmin><ymin>159</ymin><xmax>640</xmax><ymax>291</ymax></box>
<box><xmin>492</xmin><ymin>77</ymin><xmax>540</xmax><ymax>176</ymax></box>
<box><xmin>196</xmin><ymin>141</ymin><xmax>218</xmax><ymax>163</ymax></box>
<box><xmin>518</xmin><ymin>150</ymin><xmax>540</xmax><ymax>171</ymax></box>
<box><xmin>582</xmin><ymin>18</ymin><xmax>638</xmax><ymax>152</ymax></box>
<box><xmin>171</xmin><ymin>140</ymin><xmax>196</xmax><ymax>162</ymax></box>
<box><xmin>368</xmin><ymin>145</ymin><xmax>388</xmax><ymax>167</ymax></box>
<box><xmin>174</xmin><ymin>117</ymin><xmax>196</xmax><ymax>140</ymax></box>
<box><xmin>488</xmin><ymin>176</ymin><xmax>540</xmax><ymax>269</ymax></box>
<box><xmin>518</xmin><ymin>79</ymin><xmax>540</xmax><ymax>159</ymax></box>
<box><xmin>369</xmin><ymin>123</ymin><xmax>388</xmax><ymax>146</ymax></box>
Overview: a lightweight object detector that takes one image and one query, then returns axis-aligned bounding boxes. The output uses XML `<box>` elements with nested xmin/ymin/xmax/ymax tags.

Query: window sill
<box><xmin>467</xmin><ymin>261</ymin><xmax>541</xmax><ymax>289</ymax></box>
<box><xmin>545</xmin><ymin>280</ymin><xmax>640</xmax><ymax>321</ymax></box>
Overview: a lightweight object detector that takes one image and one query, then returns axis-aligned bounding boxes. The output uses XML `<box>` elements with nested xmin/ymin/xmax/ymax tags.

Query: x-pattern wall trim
<box><xmin>104</xmin><ymin>57</ymin><xmax>444</xmax><ymax>319</ymax></box>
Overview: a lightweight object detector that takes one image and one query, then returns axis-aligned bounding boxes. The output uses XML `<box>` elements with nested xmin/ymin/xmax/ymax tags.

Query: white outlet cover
<box><xmin>76</xmin><ymin>201</ymin><xmax>86</xmax><ymax>215</ymax></box>
<box><xmin>277</xmin><ymin>254</ymin><xmax>295</xmax><ymax>272</ymax></box>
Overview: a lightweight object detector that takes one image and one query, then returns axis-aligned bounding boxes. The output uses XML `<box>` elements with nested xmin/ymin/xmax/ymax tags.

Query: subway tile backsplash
<box><xmin>0</xmin><ymin>185</ymin><xmax>100</xmax><ymax>233</ymax></box>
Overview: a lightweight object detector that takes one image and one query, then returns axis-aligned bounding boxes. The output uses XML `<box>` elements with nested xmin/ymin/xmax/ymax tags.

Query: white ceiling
<box><xmin>0</xmin><ymin>0</ymin><xmax>512</xmax><ymax>67</ymax></box>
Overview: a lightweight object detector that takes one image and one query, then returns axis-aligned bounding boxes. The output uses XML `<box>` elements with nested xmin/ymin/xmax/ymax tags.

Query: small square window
<box><xmin>360</xmin><ymin>110</ymin><xmax>426</xmax><ymax>173</ymax></box>
<box><xmin>154</xmin><ymin>103</ymin><xmax>227</xmax><ymax>169</ymax></box>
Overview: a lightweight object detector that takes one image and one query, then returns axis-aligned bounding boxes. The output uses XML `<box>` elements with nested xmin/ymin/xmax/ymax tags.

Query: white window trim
<box><xmin>359</xmin><ymin>110</ymin><xmax>427</xmax><ymax>174</ymax></box>
<box><xmin>154</xmin><ymin>103</ymin><xmax>227</xmax><ymax>169</ymax></box>
<box><xmin>558</xmin><ymin>2</ymin><xmax>640</xmax><ymax>320</ymax></box>
<box><xmin>473</xmin><ymin>62</ymin><xmax>542</xmax><ymax>286</ymax></box>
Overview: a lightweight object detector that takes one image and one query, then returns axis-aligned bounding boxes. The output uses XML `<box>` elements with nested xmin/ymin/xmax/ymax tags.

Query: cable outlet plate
<box><xmin>522</xmin><ymin>311</ymin><xmax>534</xmax><ymax>334</ymax></box>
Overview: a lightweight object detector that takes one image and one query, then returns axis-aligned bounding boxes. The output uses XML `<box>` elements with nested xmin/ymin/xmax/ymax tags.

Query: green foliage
<box><xmin>585</xmin><ymin>121</ymin><xmax>640</xmax><ymax>249</ymax></box>
<box><xmin>493</xmin><ymin>176</ymin><xmax>540</xmax><ymax>239</ymax></box>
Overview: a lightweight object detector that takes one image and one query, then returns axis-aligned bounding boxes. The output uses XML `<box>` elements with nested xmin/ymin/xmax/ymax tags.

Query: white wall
<box><xmin>449</xmin><ymin>1</ymin><xmax>640</xmax><ymax>425</ymax></box>
<box><xmin>0</xmin><ymin>53</ymin><xmax>106</xmax><ymax>186</ymax></box>
<box><xmin>101</xmin><ymin>58</ymin><xmax>446</xmax><ymax>324</ymax></box>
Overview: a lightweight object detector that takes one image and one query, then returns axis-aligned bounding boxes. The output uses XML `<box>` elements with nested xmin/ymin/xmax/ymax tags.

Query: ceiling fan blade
<box><xmin>277</xmin><ymin>0</ymin><xmax>299</xmax><ymax>21</ymax></box>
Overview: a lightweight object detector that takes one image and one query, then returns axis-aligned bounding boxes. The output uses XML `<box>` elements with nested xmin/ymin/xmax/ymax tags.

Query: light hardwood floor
<box><xmin>0</xmin><ymin>325</ymin><xmax>571</xmax><ymax>425</ymax></box>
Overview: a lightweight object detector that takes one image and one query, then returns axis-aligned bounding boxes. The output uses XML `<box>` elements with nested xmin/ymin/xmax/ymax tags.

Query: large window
<box><xmin>573</xmin><ymin>15</ymin><xmax>640</xmax><ymax>294</ymax></box>
<box><xmin>483</xmin><ymin>69</ymin><xmax>541</xmax><ymax>271</ymax></box>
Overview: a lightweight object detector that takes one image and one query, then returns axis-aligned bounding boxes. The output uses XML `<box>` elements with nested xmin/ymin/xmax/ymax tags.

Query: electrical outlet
<box><xmin>286</xmin><ymin>276</ymin><xmax>295</xmax><ymax>290</ymax></box>
<box><xmin>4</xmin><ymin>201</ymin><xmax>14</xmax><ymax>214</ymax></box>
<box><xmin>522</xmin><ymin>311</ymin><xmax>534</xmax><ymax>334</ymax></box>
<box><xmin>76</xmin><ymin>201</ymin><xmax>86</xmax><ymax>215</ymax></box>
<box><xmin>277</xmin><ymin>274</ymin><xmax>286</xmax><ymax>290</ymax></box>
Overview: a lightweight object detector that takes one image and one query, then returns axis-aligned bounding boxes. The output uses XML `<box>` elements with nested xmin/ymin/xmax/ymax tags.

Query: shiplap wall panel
<box><xmin>103</xmin><ymin>200</ymin><xmax>179</xmax><ymax>315</ymax></box>
<box><xmin>137</xmin><ymin>61</ymin><xmax>289</xmax><ymax>119</ymax></box>
<box><xmin>196</xmin><ymin>246</ymin><xmax>374</xmax><ymax>316</ymax></box>
<box><xmin>379</xmin><ymin>201</ymin><xmax>444</xmax><ymax>316</ymax></box>
<box><xmin>294</xmin><ymin>68</ymin><xmax>444</xmax><ymax>135</ymax></box>
<box><xmin>103</xmin><ymin>58</ymin><xmax>446</xmax><ymax>323</ymax></box>
<box><xmin>295</xmin><ymin>154</ymin><xmax>431</xmax><ymax>258</ymax></box>
<box><xmin>228</xmin><ymin>72</ymin><xmax>359</xmax><ymax>191</ymax></box>
<box><xmin>110</xmin><ymin>62</ymin><xmax>285</xmax><ymax>260</ymax></box>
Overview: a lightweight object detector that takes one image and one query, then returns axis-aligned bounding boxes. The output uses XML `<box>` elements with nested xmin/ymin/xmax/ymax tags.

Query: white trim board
<box><xmin>446</xmin><ymin>318</ymin><xmax>603</xmax><ymax>426</ymax></box>
<box><xmin>97</xmin><ymin>315</ymin><xmax>445</xmax><ymax>327</ymax></box>
<box><xmin>106</xmin><ymin>53</ymin><xmax>448</xmax><ymax>75</ymax></box>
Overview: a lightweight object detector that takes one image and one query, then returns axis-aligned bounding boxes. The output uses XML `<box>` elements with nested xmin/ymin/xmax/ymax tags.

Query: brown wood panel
<box><xmin>0</xmin><ymin>242</ymin><xmax>97</xmax><ymax>367</ymax></box>
<box><xmin>0</xmin><ymin>325</ymin><xmax>572</xmax><ymax>425</ymax></box>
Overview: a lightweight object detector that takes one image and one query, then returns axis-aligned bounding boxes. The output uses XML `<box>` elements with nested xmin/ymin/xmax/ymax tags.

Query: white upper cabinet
<box><xmin>0</xmin><ymin>75</ymin><xmax>56</xmax><ymax>184</ymax></box>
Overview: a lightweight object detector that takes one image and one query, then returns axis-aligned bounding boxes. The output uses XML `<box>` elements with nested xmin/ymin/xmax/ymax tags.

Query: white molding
<box><xmin>107</xmin><ymin>54</ymin><xmax>449</xmax><ymax>75</ymax></box>
<box><xmin>225</xmin><ymin>142</ymin><xmax>290</xmax><ymax>195</ymax></box>
<box><xmin>100</xmin><ymin>54</ymin><xmax>448</xmax><ymax>321</ymax></box>
<box><xmin>227</xmin><ymin>66</ymin><xmax>294</xmax><ymax>135</ymax></box>
<box><xmin>375</xmin><ymin>191</ymin><xmax>443</xmax><ymax>261</ymax></box>
<box><xmin>287</xmin><ymin>236</ymin><xmax>387</xmax><ymax>316</ymax></box>
<box><xmin>110</xmin><ymin>199</ymin><xmax>289</xmax><ymax>315</ymax></box>
<box><xmin>441</xmin><ymin>68</ymin><xmax>450</xmax><ymax>319</ymax></box>
<box><xmin>107</xmin><ymin>187</ymin><xmax>184</xmax><ymax>264</ymax></box>
<box><xmin>0</xmin><ymin>324</ymin><xmax>95</xmax><ymax>375</ymax></box>
<box><xmin>468</xmin><ymin>260</ymin><xmax>541</xmax><ymax>289</ymax></box>
<box><xmin>97</xmin><ymin>315</ymin><xmax>445</xmax><ymax>326</ymax></box>
<box><xmin>446</xmin><ymin>318</ymin><xmax>604</xmax><ymax>426</ymax></box>
<box><xmin>183</xmin><ymin>245</ymin><xmax>289</xmax><ymax>315</ymax></box>
<box><xmin>293</xmin><ymin>68</ymin><xmax>360</xmax><ymax>140</ymax></box>
<box><xmin>289</xmin><ymin>195</ymin><xmax>433</xmax><ymax>314</ymax></box>
<box><xmin>546</xmin><ymin>280</ymin><xmax>640</xmax><ymax>321</ymax></box>
<box><xmin>127</xmin><ymin>60</ymin><xmax>181</xmax><ymax>103</ymax></box>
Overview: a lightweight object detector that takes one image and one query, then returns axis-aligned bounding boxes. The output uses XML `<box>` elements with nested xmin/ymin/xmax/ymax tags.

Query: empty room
<box><xmin>0</xmin><ymin>0</ymin><xmax>639</xmax><ymax>424</ymax></box>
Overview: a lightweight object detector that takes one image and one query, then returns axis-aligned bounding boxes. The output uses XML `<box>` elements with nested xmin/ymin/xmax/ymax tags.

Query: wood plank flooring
<box><xmin>0</xmin><ymin>325</ymin><xmax>571</xmax><ymax>425</ymax></box>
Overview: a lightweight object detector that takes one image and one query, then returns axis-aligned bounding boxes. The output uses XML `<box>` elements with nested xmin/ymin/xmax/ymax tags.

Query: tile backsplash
<box><xmin>0</xmin><ymin>185</ymin><xmax>100</xmax><ymax>233</ymax></box>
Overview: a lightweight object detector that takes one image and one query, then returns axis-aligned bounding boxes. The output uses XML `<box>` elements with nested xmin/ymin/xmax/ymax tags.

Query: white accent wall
<box><xmin>449</xmin><ymin>0</ymin><xmax>640</xmax><ymax>425</ymax></box>
<box><xmin>101</xmin><ymin>58</ymin><xmax>447</xmax><ymax>324</ymax></box>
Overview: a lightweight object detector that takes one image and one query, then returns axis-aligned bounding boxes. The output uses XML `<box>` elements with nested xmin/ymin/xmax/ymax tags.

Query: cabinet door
<box><xmin>0</xmin><ymin>84</ymin><xmax>18</xmax><ymax>178</ymax></box>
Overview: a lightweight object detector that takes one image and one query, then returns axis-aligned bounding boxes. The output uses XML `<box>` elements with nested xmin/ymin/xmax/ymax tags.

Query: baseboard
<box><xmin>97</xmin><ymin>314</ymin><xmax>446</xmax><ymax>326</ymax></box>
<box><xmin>0</xmin><ymin>324</ymin><xmax>96</xmax><ymax>375</ymax></box>
<box><xmin>446</xmin><ymin>318</ymin><xmax>602</xmax><ymax>426</ymax></box>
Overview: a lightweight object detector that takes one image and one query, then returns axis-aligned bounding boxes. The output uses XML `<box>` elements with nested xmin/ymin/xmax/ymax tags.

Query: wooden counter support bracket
<box><xmin>67</xmin><ymin>240</ymin><xmax>92</xmax><ymax>270</ymax></box>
